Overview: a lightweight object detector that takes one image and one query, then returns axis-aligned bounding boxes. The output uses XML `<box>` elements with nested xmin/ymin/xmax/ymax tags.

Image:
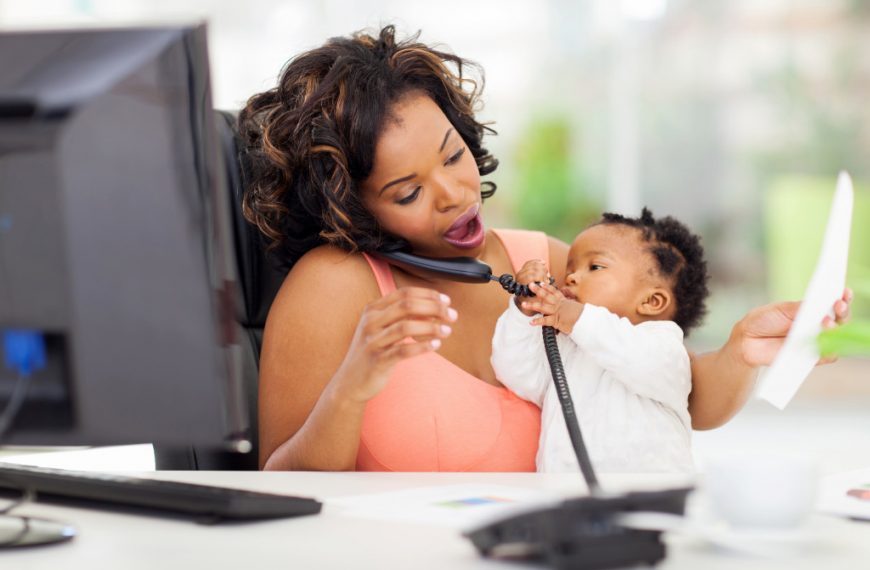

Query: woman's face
<box><xmin>361</xmin><ymin>92</ymin><xmax>484</xmax><ymax>258</ymax></box>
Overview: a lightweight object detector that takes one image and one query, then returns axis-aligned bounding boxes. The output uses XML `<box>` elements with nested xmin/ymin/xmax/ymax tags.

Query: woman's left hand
<box><xmin>734</xmin><ymin>288</ymin><xmax>853</xmax><ymax>368</ymax></box>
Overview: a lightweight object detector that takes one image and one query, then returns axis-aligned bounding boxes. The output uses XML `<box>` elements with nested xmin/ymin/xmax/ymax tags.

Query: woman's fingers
<box><xmin>738</xmin><ymin>291</ymin><xmax>853</xmax><ymax>369</ymax></box>
<box><xmin>367</xmin><ymin>286</ymin><xmax>448</xmax><ymax>311</ymax></box>
<box><xmin>380</xmin><ymin>337</ymin><xmax>443</xmax><ymax>362</ymax></box>
<box><xmin>817</xmin><ymin>288</ymin><xmax>852</xmax><ymax>365</ymax></box>
<box><xmin>336</xmin><ymin>287</ymin><xmax>455</xmax><ymax>403</ymax></box>
<box><xmin>366</xmin><ymin>287</ymin><xmax>456</xmax><ymax>331</ymax></box>
<box><xmin>355</xmin><ymin>287</ymin><xmax>457</xmax><ymax>366</ymax></box>
<box><xmin>369</xmin><ymin>318</ymin><xmax>452</xmax><ymax>351</ymax></box>
<box><xmin>819</xmin><ymin>288</ymin><xmax>851</xmax><ymax>329</ymax></box>
<box><xmin>834</xmin><ymin>287</ymin><xmax>852</xmax><ymax>324</ymax></box>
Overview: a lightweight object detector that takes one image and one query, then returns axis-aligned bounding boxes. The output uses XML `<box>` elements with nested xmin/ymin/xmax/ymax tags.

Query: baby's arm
<box><xmin>569</xmin><ymin>305</ymin><xmax>691</xmax><ymax>411</ymax></box>
<box><xmin>491</xmin><ymin>301</ymin><xmax>553</xmax><ymax>408</ymax></box>
<box><xmin>491</xmin><ymin>259</ymin><xmax>559</xmax><ymax>406</ymax></box>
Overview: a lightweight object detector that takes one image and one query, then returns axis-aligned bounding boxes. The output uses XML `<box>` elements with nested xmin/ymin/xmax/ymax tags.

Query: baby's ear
<box><xmin>637</xmin><ymin>287</ymin><xmax>673</xmax><ymax>318</ymax></box>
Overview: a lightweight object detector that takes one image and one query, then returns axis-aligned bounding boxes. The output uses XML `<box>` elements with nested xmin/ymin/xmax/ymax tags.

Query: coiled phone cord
<box><xmin>496</xmin><ymin>274</ymin><xmax>601</xmax><ymax>494</ymax></box>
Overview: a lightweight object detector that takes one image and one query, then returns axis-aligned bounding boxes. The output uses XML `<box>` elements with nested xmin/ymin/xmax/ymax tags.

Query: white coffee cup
<box><xmin>704</xmin><ymin>453</ymin><xmax>818</xmax><ymax>529</ymax></box>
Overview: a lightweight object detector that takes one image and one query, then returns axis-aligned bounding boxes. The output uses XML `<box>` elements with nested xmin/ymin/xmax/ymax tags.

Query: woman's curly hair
<box><xmin>238</xmin><ymin>25</ymin><xmax>499</xmax><ymax>267</ymax></box>
<box><xmin>598</xmin><ymin>208</ymin><xmax>710</xmax><ymax>334</ymax></box>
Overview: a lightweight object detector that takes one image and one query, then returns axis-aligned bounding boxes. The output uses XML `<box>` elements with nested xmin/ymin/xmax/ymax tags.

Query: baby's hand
<box><xmin>521</xmin><ymin>282</ymin><xmax>584</xmax><ymax>335</ymax></box>
<box><xmin>515</xmin><ymin>259</ymin><xmax>549</xmax><ymax>286</ymax></box>
<box><xmin>514</xmin><ymin>259</ymin><xmax>550</xmax><ymax>316</ymax></box>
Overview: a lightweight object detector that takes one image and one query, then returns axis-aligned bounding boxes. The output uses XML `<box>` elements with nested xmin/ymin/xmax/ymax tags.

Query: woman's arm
<box><xmin>258</xmin><ymin>246</ymin><xmax>454</xmax><ymax>470</ymax></box>
<box><xmin>689</xmin><ymin>292</ymin><xmax>853</xmax><ymax>429</ymax></box>
<box><xmin>258</xmin><ymin>248</ymin><xmax>372</xmax><ymax>470</ymax></box>
<box><xmin>545</xmin><ymin>231</ymin><xmax>853</xmax><ymax>429</ymax></box>
<box><xmin>687</xmin><ymin>324</ymin><xmax>757</xmax><ymax>430</ymax></box>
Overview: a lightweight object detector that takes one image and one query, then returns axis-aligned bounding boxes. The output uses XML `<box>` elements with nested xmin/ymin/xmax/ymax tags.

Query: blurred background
<box><xmin>0</xmin><ymin>0</ymin><xmax>868</xmax><ymax>472</ymax></box>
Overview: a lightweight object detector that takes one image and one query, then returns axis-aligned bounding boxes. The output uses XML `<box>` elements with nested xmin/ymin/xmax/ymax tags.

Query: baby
<box><xmin>491</xmin><ymin>208</ymin><xmax>709</xmax><ymax>473</ymax></box>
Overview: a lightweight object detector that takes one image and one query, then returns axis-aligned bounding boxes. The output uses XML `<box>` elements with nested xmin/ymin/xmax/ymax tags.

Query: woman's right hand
<box><xmin>331</xmin><ymin>287</ymin><xmax>456</xmax><ymax>403</ymax></box>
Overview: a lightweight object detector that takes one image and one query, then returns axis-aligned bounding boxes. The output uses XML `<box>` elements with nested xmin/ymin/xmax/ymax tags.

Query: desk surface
<box><xmin>1</xmin><ymin>470</ymin><xmax>868</xmax><ymax>570</ymax></box>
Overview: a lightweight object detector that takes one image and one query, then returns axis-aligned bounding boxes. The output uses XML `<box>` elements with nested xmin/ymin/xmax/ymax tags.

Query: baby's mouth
<box><xmin>561</xmin><ymin>287</ymin><xmax>578</xmax><ymax>301</ymax></box>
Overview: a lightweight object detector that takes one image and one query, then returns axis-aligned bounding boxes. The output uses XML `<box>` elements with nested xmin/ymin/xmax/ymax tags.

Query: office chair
<box><xmin>153</xmin><ymin>111</ymin><xmax>286</xmax><ymax>470</ymax></box>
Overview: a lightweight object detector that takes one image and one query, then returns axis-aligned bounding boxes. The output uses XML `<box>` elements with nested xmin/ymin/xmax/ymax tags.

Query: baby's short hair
<box><xmin>597</xmin><ymin>208</ymin><xmax>710</xmax><ymax>334</ymax></box>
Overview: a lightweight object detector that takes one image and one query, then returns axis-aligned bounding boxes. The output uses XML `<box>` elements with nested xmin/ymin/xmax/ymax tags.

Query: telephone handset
<box><xmin>372</xmin><ymin>249</ymin><xmax>538</xmax><ymax>297</ymax></box>
<box><xmin>373</xmin><ymin>247</ymin><xmax>690</xmax><ymax>570</ymax></box>
<box><xmin>372</xmin><ymin>250</ymin><xmax>495</xmax><ymax>284</ymax></box>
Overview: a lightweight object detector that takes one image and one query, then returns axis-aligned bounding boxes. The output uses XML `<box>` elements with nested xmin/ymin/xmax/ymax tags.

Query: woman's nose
<box><xmin>433</xmin><ymin>174</ymin><xmax>465</xmax><ymax>212</ymax></box>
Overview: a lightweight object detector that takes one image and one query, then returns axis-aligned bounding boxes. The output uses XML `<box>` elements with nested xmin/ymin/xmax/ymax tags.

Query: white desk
<box><xmin>2</xmin><ymin>470</ymin><xmax>869</xmax><ymax>570</ymax></box>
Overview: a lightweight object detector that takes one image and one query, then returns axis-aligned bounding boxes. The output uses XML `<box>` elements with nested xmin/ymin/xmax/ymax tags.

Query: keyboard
<box><xmin>0</xmin><ymin>462</ymin><xmax>322</xmax><ymax>521</ymax></box>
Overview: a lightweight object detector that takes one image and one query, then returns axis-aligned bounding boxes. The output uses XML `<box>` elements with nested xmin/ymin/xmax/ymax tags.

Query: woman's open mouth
<box><xmin>443</xmin><ymin>206</ymin><xmax>485</xmax><ymax>249</ymax></box>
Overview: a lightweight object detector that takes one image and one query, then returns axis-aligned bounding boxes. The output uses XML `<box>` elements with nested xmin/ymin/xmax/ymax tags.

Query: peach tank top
<box><xmin>357</xmin><ymin>229</ymin><xmax>548</xmax><ymax>471</ymax></box>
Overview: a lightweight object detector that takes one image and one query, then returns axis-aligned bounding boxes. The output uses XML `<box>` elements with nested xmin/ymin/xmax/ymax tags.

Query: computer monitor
<box><xmin>0</xmin><ymin>24</ymin><xmax>249</xmax><ymax>450</ymax></box>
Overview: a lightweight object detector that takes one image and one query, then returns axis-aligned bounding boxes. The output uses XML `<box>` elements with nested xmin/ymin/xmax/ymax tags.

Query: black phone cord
<box><xmin>496</xmin><ymin>274</ymin><xmax>601</xmax><ymax>493</ymax></box>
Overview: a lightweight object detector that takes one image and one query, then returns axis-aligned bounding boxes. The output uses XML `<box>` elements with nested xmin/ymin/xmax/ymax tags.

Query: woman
<box><xmin>240</xmin><ymin>26</ymin><xmax>851</xmax><ymax>471</ymax></box>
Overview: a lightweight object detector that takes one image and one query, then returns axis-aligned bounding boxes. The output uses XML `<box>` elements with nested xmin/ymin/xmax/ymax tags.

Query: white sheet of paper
<box><xmin>328</xmin><ymin>484</ymin><xmax>563</xmax><ymax>530</ymax></box>
<box><xmin>755</xmin><ymin>171</ymin><xmax>853</xmax><ymax>409</ymax></box>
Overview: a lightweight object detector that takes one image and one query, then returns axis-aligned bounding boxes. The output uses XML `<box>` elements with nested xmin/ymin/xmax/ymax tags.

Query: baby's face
<box><xmin>562</xmin><ymin>224</ymin><xmax>664</xmax><ymax>323</ymax></box>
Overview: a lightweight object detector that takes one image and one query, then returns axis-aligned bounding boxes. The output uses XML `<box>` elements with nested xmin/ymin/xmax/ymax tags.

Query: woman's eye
<box><xmin>396</xmin><ymin>186</ymin><xmax>421</xmax><ymax>205</ymax></box>
<box><xmin>445</xmin><ymin>147</ymin><xmax>465</xmax><ymax>165</ymax></box>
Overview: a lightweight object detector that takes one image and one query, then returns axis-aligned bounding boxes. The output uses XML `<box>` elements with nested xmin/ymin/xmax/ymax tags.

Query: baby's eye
<box><xmin>590</xmin><ymin>264</ymin><xmax>605</xmax><ymax>271</ymax></box>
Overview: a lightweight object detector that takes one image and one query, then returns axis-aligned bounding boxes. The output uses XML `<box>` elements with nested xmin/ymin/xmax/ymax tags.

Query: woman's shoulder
<box><xmin>545</xmin><ymin>233</ymin><xmax>569</xmax><ymax>255</ymax></box>
<box><xmin>291</xmin><ymin>243</ymin><xmax>375</xmax><ymax>280</ymax></box>
<box><xmin>547</xmin><ymin>234</ymin><xmax>569</xmax><ymax>281</ymax></box>
<box><xmin>269</xmin><ymin>244</ymin><xmax>380</xmax><ymax>322</ymax></box>
<box><xmin>493</xmin><ymin>228</ymin><xmax>568</xmax><ymax>253</ymax></box>
<box><xmin>493</xmin><ymin>228</ymin><xmax>569</xmax><ymax>282</ymax></box>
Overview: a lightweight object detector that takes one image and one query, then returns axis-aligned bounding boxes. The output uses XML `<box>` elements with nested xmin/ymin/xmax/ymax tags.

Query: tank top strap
<box><xmin>491</xmin><ymin>229</ymin><xmax>550</xmax><ymax>273</ymax></box>
<box><xmin>361</xmin><ymin>252</ymin><xmax>397</xmax><ymax>296</ymax></box>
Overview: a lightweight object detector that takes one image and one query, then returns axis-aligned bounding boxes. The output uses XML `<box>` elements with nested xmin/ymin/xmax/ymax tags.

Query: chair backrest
<box><xmin>153</xmin><ymin>110</ymin><xmax>286</xmax><ymax>470</ymax></box>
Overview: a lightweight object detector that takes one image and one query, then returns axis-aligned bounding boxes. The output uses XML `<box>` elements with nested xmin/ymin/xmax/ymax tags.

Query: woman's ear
<box><xmin>637</xmin><ymin>287</ymin><xmax>673</xmax><ymax>318</ymax></box>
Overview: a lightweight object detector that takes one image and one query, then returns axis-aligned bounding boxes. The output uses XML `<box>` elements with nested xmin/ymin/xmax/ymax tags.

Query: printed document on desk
<box><xmin>818</xmin><ymin>467</ymin><xmax>870</xmax><ymax>521</ymax></box>
<box><xmin>756</xmin><ymin>171</ymin><xmax>853</xmax><ymax>409</ymax></box>
<box><xmin>329</xmin><ymin>484</ymin><xmax>562</xmax><ymax>530</ymax></box>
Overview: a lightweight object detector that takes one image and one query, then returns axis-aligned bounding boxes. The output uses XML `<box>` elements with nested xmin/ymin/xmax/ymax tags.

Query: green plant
<box><xmin>512</xmin><ymin>116</ymin><xmax>601</xmax><ymax>243</ymax></box>
<box><xmin>819</xmin><ymin>321</ymin><xmax>870</xmax><ymax>357</ymax></box>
